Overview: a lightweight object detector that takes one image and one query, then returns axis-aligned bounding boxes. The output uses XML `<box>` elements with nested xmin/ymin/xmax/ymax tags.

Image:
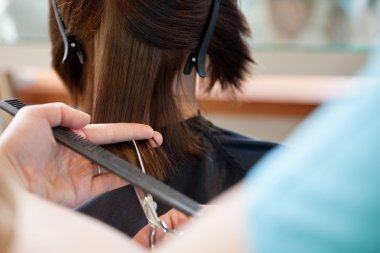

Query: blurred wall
<box><xmin>0</xmin><ymin>44</ymin><xmax>371</xmax><ymax>142</ymax></box>
<box><xmin>0</xmin><ymin>0</ymin><xmax>378</xmax><ymax>142</ymax></box>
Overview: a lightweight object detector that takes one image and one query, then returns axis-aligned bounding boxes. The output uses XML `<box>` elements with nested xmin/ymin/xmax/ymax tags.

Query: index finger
<box><xmin>79</xmin><ymin>123</ymin><xmax>160</xmax><ymax>145</ymax></box>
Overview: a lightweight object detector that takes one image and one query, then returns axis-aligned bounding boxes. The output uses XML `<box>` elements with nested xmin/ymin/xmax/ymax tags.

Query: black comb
<box><xmin>0</xmin><ymin>99</ymin><xmax>201</xmax><ymax>216</ymax></box>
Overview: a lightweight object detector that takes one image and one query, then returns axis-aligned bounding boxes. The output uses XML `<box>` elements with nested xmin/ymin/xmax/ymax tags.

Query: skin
<box><xmin>133</xmin><ymin>208</ymin><xmax>192</xmax><ymax>247</ymax></box>
<box><xmin>11</xmin><ymin>183</ymin><xmax>247</xmax><ymax>253</ymax></box>
<box><xmin>0</xmin><ymin>103</ymin><xmax>248</xmax><ymax>253</ymax></box>
<box><xmin>0</xmin><ymin>103</ymin><xmax>162</xmax><ymax>208</ymax></box>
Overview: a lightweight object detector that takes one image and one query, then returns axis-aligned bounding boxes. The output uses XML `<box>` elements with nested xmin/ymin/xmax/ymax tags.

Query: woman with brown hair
<box><xmin>2</xmin><ymin>82</ymin><xmax>380</xmax><ymax>252</ymax></box>
<box><xmin>49</xmin><ymin>0</ymin><xmax>277</xmax><ymax>237</ymax></box>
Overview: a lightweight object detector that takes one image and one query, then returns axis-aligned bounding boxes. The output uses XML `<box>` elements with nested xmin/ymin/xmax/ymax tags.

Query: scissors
<box><xmin>132</xmin><ymin>140</ymin><xmax>183</xmax><ymax>249</ymax></box>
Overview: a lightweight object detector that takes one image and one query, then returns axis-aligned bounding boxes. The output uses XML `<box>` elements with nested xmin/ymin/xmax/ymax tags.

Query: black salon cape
<box><xmin>77</xmin><ymin>115</ymin><xmax>277</xmax><ymax>237</ymax></box>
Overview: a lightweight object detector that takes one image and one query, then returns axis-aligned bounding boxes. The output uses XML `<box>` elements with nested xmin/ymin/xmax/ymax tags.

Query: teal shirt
<box><xmin>245</xmin><ymin>84</ymin><xmax>380</xmax><ymax>253</ymax></box>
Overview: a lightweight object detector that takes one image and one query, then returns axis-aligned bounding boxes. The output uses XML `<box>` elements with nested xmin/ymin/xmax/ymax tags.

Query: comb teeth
<box><xmin>5</xmin><ymin>99</ymin><xmax>26</xmax><ymax>109</ymax></box>
<box><xmin>1</xmin><ymin>98</ymin><xmax>104</xmax><ymax>154</ymax></box>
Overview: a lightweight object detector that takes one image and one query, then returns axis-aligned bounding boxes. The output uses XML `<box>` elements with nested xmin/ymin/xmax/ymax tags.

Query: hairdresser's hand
<box><xmin>0</xmin><ymin>103</ymin><xmax>162</xmax><ymax>208</ymax></box>
<box><xmin>133</xmin><ymin>209</ymin><xmax>191</xmax><ymax>248</ymax></box>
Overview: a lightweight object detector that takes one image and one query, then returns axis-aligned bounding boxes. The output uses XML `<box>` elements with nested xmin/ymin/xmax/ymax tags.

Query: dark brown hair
<box><xmin>49</xmin><ymin>0</ymin><xmax>253</xmax><ymax>180</ymax></box>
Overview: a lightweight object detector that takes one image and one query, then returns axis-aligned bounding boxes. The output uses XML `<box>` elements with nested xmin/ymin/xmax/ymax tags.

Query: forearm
<box><xmin>156</xmin><ymin>185</ymin><xmax>249</xmax><ymax>253</ymax></box>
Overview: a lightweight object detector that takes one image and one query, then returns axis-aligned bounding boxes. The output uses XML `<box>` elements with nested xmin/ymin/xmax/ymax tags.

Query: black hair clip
<box><xmin>184</xmin><ymin>0</ymin><xmax>220</xmax><ymax>78</ymax></box>
<box><xmin>51</xmin><ymin>0</ymin><xmax>85</xmax><ymax>64</ymax></box>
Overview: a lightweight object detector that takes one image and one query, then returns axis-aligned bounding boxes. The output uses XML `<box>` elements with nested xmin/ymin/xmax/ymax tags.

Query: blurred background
<box><xmin>0</xmin><ymin>0</ymin><xmax>379</xmax><ymax>141</ymax></box>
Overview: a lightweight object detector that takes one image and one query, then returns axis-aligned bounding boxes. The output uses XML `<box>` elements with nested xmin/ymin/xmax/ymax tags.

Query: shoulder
<box><xmin>244</xmin><ymin>85</ymin><xmax>380</xmax><ymax>252</ymax></box>
<box><xmin>213</xmin><ymin>126</ymin><xmax>278</xmax><ymax>172</ymax></box>
<box><xmin>212</xmin><ymin>125</ymin><xmax>278</xmax><ymax>152</ymax></box>
<box><xmin>189</xmin><ymin>115</ymin><xmax>278</xmax><ymax>172</ymax></box>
